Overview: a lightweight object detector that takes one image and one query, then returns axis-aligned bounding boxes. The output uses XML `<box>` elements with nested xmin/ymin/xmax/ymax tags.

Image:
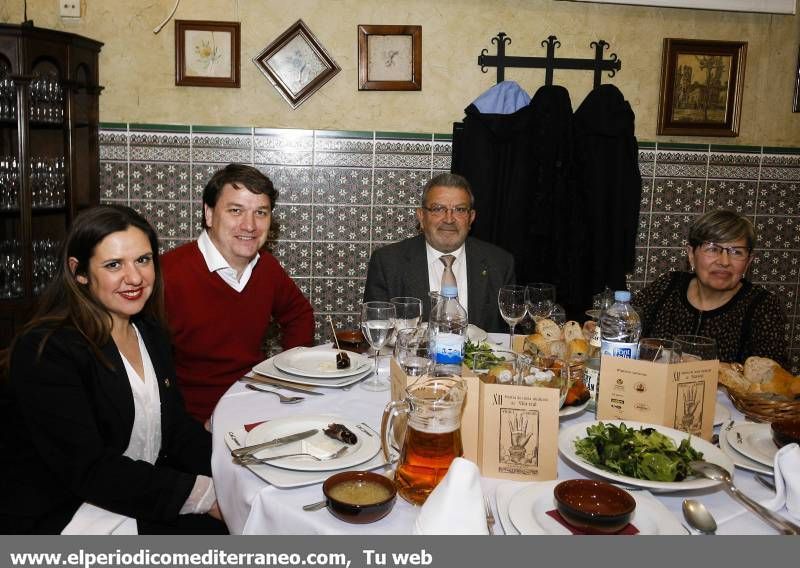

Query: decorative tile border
<box><xmin>99</xmin><ymin>125</ymin><xmax>800</xmax><ymax>372</ymax></box>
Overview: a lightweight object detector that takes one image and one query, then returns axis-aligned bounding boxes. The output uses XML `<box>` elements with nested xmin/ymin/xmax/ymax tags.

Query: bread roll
<box><xmin>743</xmin><ymin>357</ymin><xmax>776</xmax><ymax>384</ymax></box>
<box><xmin>549</xmin><ymin>340</ymin><xmax>568</xmax><ymax>360</ymax></box>
<box><xmin>525</xmin><ymin>333</ymin><xmax>549</xmax><ymax>355</ymax></box>
<box><xmin>563</xmin><ymin>321</ymin><xmax>584</xmax><ymax>343</ymax></box>
<box><xmin>537</xmin><ymin>319</ymin><xmax>562</xmax><ymax>341</ymax></box>
<box><xmin>567</xmin><ymin>338</ymin><xmax>589</xmax><ymax>360</ymax></box>
<box><xmin>582</xmin><ymin>320</ymin><xmax>597</xmax><ymax>343</ymax></box>
<box><xmin>718</xmin><ymin>362</ymin><xmax>749</xmax><ymax>392</ymax></box>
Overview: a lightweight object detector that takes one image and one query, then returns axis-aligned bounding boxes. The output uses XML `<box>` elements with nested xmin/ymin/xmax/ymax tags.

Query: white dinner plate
<box><xmin>506</xmin><ymin>480</ymin><xmax>685</xmax><ymax>535</ymax></box>
<box><xmin>719</xmin><ymin>422</ymin><xmax>773</xmax><ymax>476</ymax></box>
<box><xmin>559</xmin><ymin>420</ymin><xmax>733</xmax><ymax>492</ymax></box>
<box><xmin>273</xmin><ymin>347</ymin><xmax>370</xmax><ymax>378</ymax></box>
<box><xmin>245</xmin><ymin>415</ymin><xmax>381</xmax><ymax>472</ymax></box>
<box><xmin>726</xmin><ymin>423</ymin><xmax>777</xmax><ymax>468</ymax></box>
<box><xmin>225</xmin><ymin>427</ymin><xmax>392</xmax><ymax>489</ymax></box>
<box><xmin>253</xmin><ymin>356</ymin><xmax>372</xmax><ymax>388</ymax></box>
<box><xmin>714</xmin><ymin>402</ymin><xmax>731</xmax><ymax>427</ymax></box>
<box><xmin>559</xmin><ymin>399</ymin><xmax>590</xmax><ymax>419</ymax></box>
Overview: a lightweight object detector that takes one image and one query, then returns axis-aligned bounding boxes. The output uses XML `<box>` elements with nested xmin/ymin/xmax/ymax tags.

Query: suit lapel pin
<box><xmin>163</xmin><ymin>378</ymin><xmax>171</xmax><ymax>388</ymax></box>
<box><xmin>481</xmin><ymin>269</ymin><xmax>488</xmax><ymax>276</ymax></box>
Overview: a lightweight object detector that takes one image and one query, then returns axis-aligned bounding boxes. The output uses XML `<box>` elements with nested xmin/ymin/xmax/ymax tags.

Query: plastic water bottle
<box><xmin>428</xmin><ymin>290</ymin><xmax>468</xmax><ymax>376</ymax></box>
<box><xmin>600</xmin><ymin>290</ymin><xmax>642</xmax><ymax>359</ymax></box>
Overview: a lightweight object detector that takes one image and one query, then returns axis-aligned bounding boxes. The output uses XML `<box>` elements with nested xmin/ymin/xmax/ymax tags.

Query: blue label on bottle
<box><xmin>433</xmin><ymin>332</ymin><xmax>464</xmax><ymax>365</ymax></box>
<box><xmin>600</xmin><ymin>340</ymin><xmax>639</xmax><ymax>359</ymax></box>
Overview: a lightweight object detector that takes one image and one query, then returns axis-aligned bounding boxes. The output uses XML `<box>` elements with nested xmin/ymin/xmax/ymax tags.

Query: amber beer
<box><xmin>394</xmin><ymin>425</ymin><xmax>463</xmax><ymax>505</ymax></box>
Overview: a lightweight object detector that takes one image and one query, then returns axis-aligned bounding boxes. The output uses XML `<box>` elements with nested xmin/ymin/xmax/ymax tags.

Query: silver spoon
<box><xmin>689</xmin><ymin>461</ymin><xmax>800</xmax><ymax>535</ymax></box>
<box><xmin>682</xmin><ymin>499</ymin><xmax>717</xmax><ymax>534</ymax></box>
<box><xmin>245</xmin><ymin>383</ymin><xmax>304</xmax><ymax>404</ymax></box>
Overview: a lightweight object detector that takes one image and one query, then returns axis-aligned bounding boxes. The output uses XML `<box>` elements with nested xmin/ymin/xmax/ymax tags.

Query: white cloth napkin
<box><xmin>762</xmin><ymin>442</ymin><xmax>800</xmax><ymax>521</ymax></box>
<box><xmin>61</xmin><ymin>503</ymin><xmax>137</xmax><ymax>535</ymax></box>
<box><xmin>412</xmin><ymin>457</ymin><xmax>489</xmax><ymax>535</ymax></box>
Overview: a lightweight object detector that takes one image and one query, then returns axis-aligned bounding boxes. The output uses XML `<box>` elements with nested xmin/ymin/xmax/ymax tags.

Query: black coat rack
<box><xmin>478</xmin><ymin>33</ymin><xmax>621</xmax><ymax>88</ymax></box>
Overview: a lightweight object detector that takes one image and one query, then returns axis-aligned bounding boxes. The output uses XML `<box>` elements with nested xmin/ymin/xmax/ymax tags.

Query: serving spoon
<box><xmin>682</xmin><ymin>499</ymin><xmax>717</xmax><ymax>534</ymax></box>
<box><xmin>689</xmin><ymin>461</ymin><xmax>800</xmax><ymax>535</ymax></box>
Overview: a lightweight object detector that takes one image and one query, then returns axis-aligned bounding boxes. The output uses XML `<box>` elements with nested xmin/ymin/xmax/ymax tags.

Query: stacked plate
<box><xmin>226</xmin><ymin>415</ymin><xmax>388</xmax><ymax>488</ymax></box>
<box><xmin>253</xmin><ymin>347</ymin><xmax>373</xmax><ymax>388</ymax></box>
<box><xmin>718</xmin><ymin>421</ymin><xmax>776</xmax><ymax>476</ymax></box>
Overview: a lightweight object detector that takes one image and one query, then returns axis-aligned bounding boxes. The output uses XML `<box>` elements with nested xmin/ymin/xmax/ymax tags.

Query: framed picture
<box><xmin>358</xmin><ymin>25</ymin><xmax>422</xmax><ymax>91</ymax></box>
<box><xmin>175</xmin><ymin>20</ymin><xmax>240</xmax><ymax>88</ymax></box>
<box><xmin>657</xmin><ymin>38</ymin><xmax>747</xmax><ymax>137</ymax></box>
<box><xmin>793</xmin><ymin>45</ymin><xmax>800</xmax><ymax>113</ymax></box>
<box><xmin>253</xmin><ymin>19</ymin><xmax>340</xmax><ymax>109</ymax></box>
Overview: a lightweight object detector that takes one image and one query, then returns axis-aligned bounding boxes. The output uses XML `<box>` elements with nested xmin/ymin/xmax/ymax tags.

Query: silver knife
<box><xmin>230</xmin><ymin>428</ymin><xmax>318</xmax><ymax>458</ymax></box>
<box><xmin>239</xmin><ymin>374</ymin><xmax>323</xmax><ymax>396</ymax></box>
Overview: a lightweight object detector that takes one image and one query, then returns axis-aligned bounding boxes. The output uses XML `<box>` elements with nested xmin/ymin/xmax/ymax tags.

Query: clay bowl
<box><xmin>771</xmin><ymin>418</ymin><xmax>800</xmax><ymax>448</ymax></box>
<box><xmin>322</xmin><ymin>471</ymin><xmax>397</xmax><ymax>524</ymax></box>
<box><xmin>553</xmin><ymin>479</ymin><xmax>636</xmax><ymax>534</ymax></box>
<box><xmin>334</xmin><ymin>328</ymin><xmax>371</xmax><ymax>354</ymax></box>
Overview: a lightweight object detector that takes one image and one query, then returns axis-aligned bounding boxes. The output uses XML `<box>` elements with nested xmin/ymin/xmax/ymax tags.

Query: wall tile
<box><xmin>268</xmin><ymin>240</ymin><xmax>313</xmax><ymax>277</ymax></box>
<box><xmin>129</xmin><ymin>162</ymin><xmax>191</xmax><ymax>201</ymax></box>
<box><xmin>311</xmin><ymin>276</ymin><xmax>366</xmax><ymax>314</ymax></box>
<box><xmin>263</xmin><ymin>165</ymin><xmax>314</xmax><ymax>204</ymax></box>
<box><xmin>644</xmin><ymin>249</ymin><xmax>685</xmax><ymax>280</ymax></box>
<box><xmin>647</xmin><ymin>213</ymin><xmax>697</xmax><ymax>247</ymax></box>
<box><xmin>705</xmin><ymin>179</ymin><xmax>757</xmax><ymax>214</ymax></box>
<box><xmin>312</xmin><ymin>241</ymin><xmax>371</xmax><ymax>278</ymax></box>
<box><xmin>652</xmin><ymin>178</ymin><xmax>705</xmax><ymax>213</ymax></box>
<box><xmin>757</xmin><ymin>181</ymin><xmax>800</xmax><ymax>216</ymax></box>
<box><xmin>749</xmin><ymin>249</ymin><xmax>800</xmax><ymax>283</ymax></box>
<box><xmin>653</xmin><ymin>150</ymin><xmax>707</xmax><ymax>178</ymax></box>
<box><xmin>134</xmin><ymin>200</ymin><xmax>193</xmax><ymax>239</ymax></box>
<box><xmin>373</xmin><ymin>169</ymin><xmax>426</xmax><ymax>206</ymax></box>
<box><xmin>313</xmin><ymin>167</ymin><xmax>372</xmax><ymax>205</ymax></box>
<box><xmin>272</xmin><ymin>204</ymin><xmax>313</xmax><ymax>241</ymax></box>
<box><xmin>371</xmin><ymin>206</ymin><xmax>419</xmax><ymax>242</ymax></box>
<box><xmin>312</xmin><ymin>205</ymin><xmax>371</xmax><ymax>242</ymax></box>
<box><xmin>100</xmin><ymin>161</ymin><xmax>128</xmax><ymax>201</ymax></box>
<box><xmin>753</xmin><ymin>216</ymin><xmax>800</xmax><ymax>250</ymax></box>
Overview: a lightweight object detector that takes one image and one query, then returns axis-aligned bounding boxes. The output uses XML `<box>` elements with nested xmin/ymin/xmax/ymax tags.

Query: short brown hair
<box><xmin>420</xmin><ymin>173</ymin><xmax>475</xmax><ymax>208</ymax></box>
<box><xmin>688</xmin><ymin>210</ymin><xmax>756</xmax><ymax>250</ymax></box>
<box><xmin>202</xmin><ymin>164</ymin><xmax>278</xmax><ymax>228</ymax></box>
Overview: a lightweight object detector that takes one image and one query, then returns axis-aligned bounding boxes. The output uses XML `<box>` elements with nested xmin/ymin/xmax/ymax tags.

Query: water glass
<box><xmin>525</xmin><ymin>282</ymin><xmax>566</xmax><ymax>324</ymax></box>
<box><xmin>360</xmin><ymin>301</ymin><xmax>396</xmax><ymax>391</ymax></box>
<box><xmin>472</xmin><ymin>350</ymin><xmax>519</xmax><ymax>384</ymax></box>
<box><xmin>638</xmin><ymin>338</ymin><xmax>682</xmax><ymax>364</ymax></box>
<box><xmin>394</xmin><ymin>327</ymin><xmax>431</xmax><ymax>377</ymax></box>
<box><xmin>674</xmin><ymin>335</ymin><xmax>718</xmax><ymax>361</ymax></box>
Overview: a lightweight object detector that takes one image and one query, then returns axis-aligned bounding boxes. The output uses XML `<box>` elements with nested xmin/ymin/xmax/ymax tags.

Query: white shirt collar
<box><xmin>424</xmin><ymin>241</ymin><xmax>465</xmax><ymax>263</ymax></box>
<box><xmin>197</xmin><ymin>231</ymin><xmax>260</xmax><ymax>292</ymax></box>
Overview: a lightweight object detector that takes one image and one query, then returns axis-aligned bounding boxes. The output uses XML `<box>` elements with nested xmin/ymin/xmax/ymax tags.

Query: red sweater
<box><xmin>162</xmin><ymin>243</ymin><xmax>315</xmax><ymax>420</ymax></box>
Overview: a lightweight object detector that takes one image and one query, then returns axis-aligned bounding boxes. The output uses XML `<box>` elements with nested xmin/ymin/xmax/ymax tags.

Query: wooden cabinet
<box><xmin>0</xmin><ymin>24</ymin><xmax>102</xmax><ymax>348</ymax></box>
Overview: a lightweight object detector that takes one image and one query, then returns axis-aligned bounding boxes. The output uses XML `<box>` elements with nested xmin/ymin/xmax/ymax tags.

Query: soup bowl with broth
<box><xmin>322</xmin><ymin>471</ymin><xmax>397</xmax><ymax>523</ymax></box>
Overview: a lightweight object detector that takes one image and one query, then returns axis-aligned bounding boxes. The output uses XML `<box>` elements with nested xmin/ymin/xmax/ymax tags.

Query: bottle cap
<box><xmin>614</xmin><ymin>290</ymin><xmax>631</xmax><ymax>302</ymax></box>
<box><xmin>441</xmin><ymin>285</ymin><xmax>458</xmax><ymax>298</ymax></box>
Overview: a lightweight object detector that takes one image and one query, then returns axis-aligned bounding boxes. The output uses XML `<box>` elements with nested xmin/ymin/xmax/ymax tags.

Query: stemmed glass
<box><xmin>390</xmin><ymin>296</ymin><xmax>422</xmax><ymax>343</ymax></box>
<box><xmin>498</xmin><ymin>285</ymin><xmax>527</xmax><ymax>349</ymax></box>
<box><xmin>525</xmin><ymin>282</ymin><xmax>565</xmax><ymax>324</ymax></box>
<box><xmin>360</xmin><ymin>301</ymin><xmax>396</xmax><ymax>391</ymax></box>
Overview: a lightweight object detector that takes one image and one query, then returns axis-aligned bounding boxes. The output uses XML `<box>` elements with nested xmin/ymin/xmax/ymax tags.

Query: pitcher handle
<box><xmin>381</xmin><ymin>399</ymin><xmax>408</xmax><ymax>461</ymax></box>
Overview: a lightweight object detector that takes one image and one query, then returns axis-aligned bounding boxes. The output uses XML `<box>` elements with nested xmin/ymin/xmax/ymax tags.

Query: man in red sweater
<box><xmin>162</xmin><ymin>164</ymin><xmax>314</xmax><ymax>421</ymax></box>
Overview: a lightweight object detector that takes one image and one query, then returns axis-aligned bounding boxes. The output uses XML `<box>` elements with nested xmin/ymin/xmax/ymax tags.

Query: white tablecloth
<box><xmin>211</xmin><ymin>336</ymin><xmax>789</xmax><ymax>534</ymax></box>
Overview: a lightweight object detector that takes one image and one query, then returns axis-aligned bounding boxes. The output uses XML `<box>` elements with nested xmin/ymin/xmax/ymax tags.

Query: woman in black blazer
<box><xmin>0</xmin><ymin>205</ymin><xmax>226</xmax><ymax>534</ymax></box>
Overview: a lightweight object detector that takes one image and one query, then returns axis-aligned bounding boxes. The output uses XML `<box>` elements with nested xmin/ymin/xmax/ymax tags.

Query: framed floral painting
<box><xmin>175</xmin><ymin>20</ymin><xmax>241</xmax><ymax>88</ymax></box>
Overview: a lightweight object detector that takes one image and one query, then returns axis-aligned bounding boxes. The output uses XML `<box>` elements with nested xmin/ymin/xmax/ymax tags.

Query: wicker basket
<box><xmin>723</xmin><ymin>386</ymin><xmax>800</xmax><ymax>423</ymax></box>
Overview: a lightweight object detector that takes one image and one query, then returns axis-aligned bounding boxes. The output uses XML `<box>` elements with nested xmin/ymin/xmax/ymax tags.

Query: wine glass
<box><xmin>360</xmin><ymin>301</ymin><xmax>396</xmax><ymax>391</ymax></box>
<box><xmin>498</xmin><ymin>285</ymin><xmax>526</xmax><ymax>349</ymax></box>
<box><xmin>525</xmin><ymin>282</ymin><xmax>565</xmax><ymax>324</ymax></box>
<box><xmin>674</xmin><ymin>335</ymin><xmax>718</xmax><ymax>361</ymax></box>
<box><xmin>390</xmin><ymin>296</ymin><xmax>422</xmax><ymax>344</ymax></box>
<box><xmin>638</xmin><ymin>338</ymin><xmax>682</xmax><ymax>363</ymax></box>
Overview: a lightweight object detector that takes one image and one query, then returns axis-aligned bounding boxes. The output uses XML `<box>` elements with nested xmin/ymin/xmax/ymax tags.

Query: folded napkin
<box><xmin>762</xmin><ymin>442</ymin><xmax>800</xmax><ymax>521</ymax></box>
<box><xmin>412</xmin><ymin>457</ymin><xmax>489</xmax><ymax>535</ymax></box>
<box><xmin>61</xmin><ymin>503</ymin><xmax>138</xmax><ymax>535</ymax></box>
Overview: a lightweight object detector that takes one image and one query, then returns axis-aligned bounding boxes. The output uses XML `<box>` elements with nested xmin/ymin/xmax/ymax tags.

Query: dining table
<box><xmin>210</xmin><ymin>333</ymin><xmax>794</xmax><ymax>535</ymax></box>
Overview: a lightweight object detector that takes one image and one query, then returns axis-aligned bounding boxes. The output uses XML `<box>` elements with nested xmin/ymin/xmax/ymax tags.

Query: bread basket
<box><xmin>722</xmin><ymin>386</ymin><xmax>800</xmax><ymax>423</ymax></box>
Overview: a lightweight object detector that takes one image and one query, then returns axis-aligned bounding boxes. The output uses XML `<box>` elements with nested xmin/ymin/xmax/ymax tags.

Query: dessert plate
<box><xmin>273</xmin><ymin>347</ymin><xmax>370</xmax><ymax>378</ymax></box>
<box><xmin>719</xmin><ymin>421</ymin><xmax>773</xmax><ymax>476</ymax></box>
<box><xmin>726</xmin><ymin>422</ymin><xmax>777</xmax><ymax>468</ymax></box>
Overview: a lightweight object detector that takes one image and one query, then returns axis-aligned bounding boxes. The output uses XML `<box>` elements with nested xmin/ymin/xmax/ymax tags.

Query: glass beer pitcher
<box><xmin>381</xmin><ymin>376</ymin><xmax>466</xmax><ymax>505</ymax></box>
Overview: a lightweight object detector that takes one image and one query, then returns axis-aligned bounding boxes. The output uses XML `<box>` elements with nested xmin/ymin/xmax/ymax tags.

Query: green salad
<box><xmin>463</xmin><ymin>339</ymin><xmax>503</xmax><ymax>370</ymax></box>
<box><xmin>573</xmin><ymin>422</ymin><xmax>704</xmax><ymax>482</ymax></box>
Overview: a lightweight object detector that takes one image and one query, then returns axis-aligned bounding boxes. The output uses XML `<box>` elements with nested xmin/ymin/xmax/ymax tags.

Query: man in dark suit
<box><xmin>364</xmin><ymin>173</ymin><xmax>515</xmax><ymax>332</ymax></box>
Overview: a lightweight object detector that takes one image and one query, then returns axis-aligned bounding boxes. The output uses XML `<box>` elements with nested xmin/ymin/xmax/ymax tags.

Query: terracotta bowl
<box><xmin>322</xmin><ymin>471</ymin><xmax>397</xmax><ymax>524</ymax></box>
<box><xmin>553</xmin><ymin>479</ymin><xmax>636</xmax><ymax>534</ymax></box>
<box><xmin>771</xmin><ymin>418</ymin><xmax>800</xmax><ymax>448</ymax></box>
<box><xmin>334</xmin><ymin>328</ymin><xmax>371</xmax><ymax>354</ymax></box>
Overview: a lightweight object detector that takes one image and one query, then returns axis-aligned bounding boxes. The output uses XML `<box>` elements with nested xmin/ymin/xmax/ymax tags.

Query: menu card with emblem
<box><xmin>596</xmin><ymin>356</ymin><xmax>719</xmax><ymax>441</ymax></box>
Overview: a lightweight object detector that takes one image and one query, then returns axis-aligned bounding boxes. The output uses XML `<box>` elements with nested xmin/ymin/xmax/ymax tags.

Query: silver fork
<box><xmin>246</xmin><ymin>383</ymin><xmax>304</xmax><ymax>403</ymax></box>
<box><xmin>483</xmin><ymin>494</ymin><xmax>496</xmax><ymax>535</ymax></box>
<box><xmin>236</xmin><ymin>446</ymin><xmax>348</xmax><ymax>465</ymax></box>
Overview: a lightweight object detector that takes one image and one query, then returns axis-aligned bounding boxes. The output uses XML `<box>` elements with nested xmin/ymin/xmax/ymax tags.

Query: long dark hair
<box><xmin>1</xmin><ymin>205</ymin><xmax>166</xmax><ymax>370</ymax></box>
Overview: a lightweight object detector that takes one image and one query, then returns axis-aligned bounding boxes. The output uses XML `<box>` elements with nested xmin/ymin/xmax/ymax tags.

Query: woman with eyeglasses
<box><xmin>633</xmin><ymin>209</ymin><xmax>787</xmax><ymax>365</ymax></box>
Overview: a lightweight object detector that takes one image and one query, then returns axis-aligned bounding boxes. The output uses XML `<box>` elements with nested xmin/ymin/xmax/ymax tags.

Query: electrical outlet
<box><xmin>59</xmin><ymin>1</ymin><xmax>80</xmax><ymax>18</ymax></box>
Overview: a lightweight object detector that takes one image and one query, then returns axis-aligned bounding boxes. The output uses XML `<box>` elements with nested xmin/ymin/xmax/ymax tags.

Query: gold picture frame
<box><xmin>175</xmin><ymin>20</ymin><xmax>240</xmax><ymax>88</ymax></box>
<box><xmin>657</xmin><ymin>38</ymin><xmax>747</xmax><ymax>137</ymax></box>
<box><xmin>358</xmin><ymin>25</ymin><xmax>422</xmax><ymax>91</ymax></box>
<box><xmin>253</xmin><ymin>20</ymin><xmax>340</xmax><ymax>109</ymax></box>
